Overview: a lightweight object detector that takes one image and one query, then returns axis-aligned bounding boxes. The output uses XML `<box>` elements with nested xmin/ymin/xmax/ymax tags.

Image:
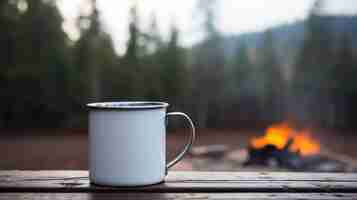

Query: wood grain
<box><xmin>0</xmin><ymin>171</ymin><xmax>357</xmax><ymax>193</ymax></box>
<box><xmin>0</xmin><ymin>193</ymin><xmax>357</xmax><ymax>200</ymax></box>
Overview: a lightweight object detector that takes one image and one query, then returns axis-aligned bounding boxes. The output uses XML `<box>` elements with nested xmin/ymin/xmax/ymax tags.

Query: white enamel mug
<box><xmin>87</xmin><ymin>102</ymin><xmax>195</xmax><ymax>186</ymax></box>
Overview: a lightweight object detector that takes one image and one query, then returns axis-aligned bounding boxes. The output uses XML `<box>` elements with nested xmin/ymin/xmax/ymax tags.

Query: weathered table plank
<box><xmin>0</xmin><ymin>193</ymin><xmax>357</xmax><ymax>200</ymax></box>
<box><xmin>0</xmin><ymin>171</ymin><xmax>357</xmax><ymax>193</ymax></box>
<box><xmin>2</xmin><ymin>171</ymin><xmax>357</xmax><ymax>181</ymax></box>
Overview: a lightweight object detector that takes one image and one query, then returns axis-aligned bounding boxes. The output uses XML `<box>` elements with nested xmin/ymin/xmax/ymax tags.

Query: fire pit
<box><xmin>187</xmin><ymin>124</ymin><xmax>357</xmax><ymax>172</ymax></box>
<box><xmin>245</xmin><ymin>122</ymin><xmax>357</xmax><ymax>172</ymax></box>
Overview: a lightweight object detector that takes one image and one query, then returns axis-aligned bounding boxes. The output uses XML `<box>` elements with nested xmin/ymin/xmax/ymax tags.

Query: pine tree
<box><xmin>74</xmin><ymin>0</ymin><xmax>117</xmax><ymax>103</ymax></box>
<box><xmin>160</xmin><ymin>24</ymin><xmax>187</xmax><ymax>104</ymax></box>
<box><xmin>139</xmin><ymin>13</ymin><xmax>164</xmax><ymax>99</ymax></box>
<box><xmin>292</xmin><ymin>0</ymin><xmax>335</xmax><ymax>126</ymax></box>
<box><xmin>5</xmin><ymin>0</ymin><xmax>71</xmax><ymax>127</ymax></box>
<box><xmin>124</xmin><ymin>6</ymin><xmax>140</xmax><ymax>63</ymax></box>
<box><xmin>260</xmin><ymin>30</ymin><xmax>284</xmax><ymax>121</ymax></box>
<box><xmin>144</xmin><ymin>13</ymin><xmax>163</xmax><ymax>53</ymax></box>
<box><xmin>0</xmin><ymin>0</ymin><xmax>21</xmax><ymax>127</ymax></box>
<box><xmin>192</xmin><ymin>0</ymin><xmax>225</xmax><ymax>128</ymax></box>
<box><xmin>330</xmin><ymin>33</ymin><xmax>356</xmax><ymax>126</ymax></box>
<box><xmin>332</xmin><ymin>33</ymin><xmax>356</xmax><ymax>96</ymax></box>
<box><xmin>121</xmin><ymin>5</ymin><xmax>144</xmax><ymax>98</ymax></box>
<box><xmin>0</xmin><ymin>0</ymin><xmax>19</xmax><ymax>78</ymax></box>
<box><xmin>225</xmin><ymin>42</ymin><xmax>251</xmax><ymax>100</ymax></box>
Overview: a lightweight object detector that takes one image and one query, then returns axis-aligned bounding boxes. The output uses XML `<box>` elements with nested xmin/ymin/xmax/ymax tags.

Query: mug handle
<box><xmin>166</xmin><ymin>112</ymin><xmax>196</xmax><ymax>170</ymax></box>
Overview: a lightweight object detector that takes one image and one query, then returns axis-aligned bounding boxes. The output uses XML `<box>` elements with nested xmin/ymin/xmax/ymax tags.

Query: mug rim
<box><xmin>86</xmin><ymin>101</ymin><xmax>169</xmax><ymax>110</ymax></box>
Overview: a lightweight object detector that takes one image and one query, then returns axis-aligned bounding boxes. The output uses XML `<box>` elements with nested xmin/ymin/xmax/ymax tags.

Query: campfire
<box><xmin>188</xmin><ymin>122</ymin><xmax>356</xmax><ymax>172</ymax></box>
<box><xmin>250</xmin><ymin>122</ymin><xmax>320</xmax><ymax>156</ymax></box>
<box><xmin>245</xmin><ymin>122</ymin><xmax>355</xmax><ymax>172</ymax></box>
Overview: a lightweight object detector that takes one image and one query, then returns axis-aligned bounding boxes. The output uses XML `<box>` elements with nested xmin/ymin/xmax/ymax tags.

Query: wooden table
<box><xmin>0</xmin><ymin>171</ymin><xmax>356</xmax><ymax>199</ymax></box>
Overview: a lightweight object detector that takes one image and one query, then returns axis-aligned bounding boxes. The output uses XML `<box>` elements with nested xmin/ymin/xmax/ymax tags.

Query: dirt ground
<box><xmin>1</xmin><ymin>128</ymin><xmax>357</xmax><ymax>170</ymax></box>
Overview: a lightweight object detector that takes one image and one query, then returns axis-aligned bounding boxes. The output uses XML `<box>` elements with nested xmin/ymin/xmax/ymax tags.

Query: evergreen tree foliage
<box><xmin>225</xmin><ymin>42</ymin><xmax>252</xmax><ymax>100</ymax></box>
<box><xmin>0</xmin><ymin>0</ymin><xmax>356</xmax><ymax>129</ymax></box>
<box><xmin>329</xmin><ymin>33</ymin><xmax>357</xmax><ymax>127</ymax></box>
<box><xmin>1</xmin><ymin>0</ymin><xmax>71</xmax><ymax>127</ymax></box>
<box><xmin>292</xmin><ymin>0</ymin><xmax>336</xmax><ymax>126</ymax></box>
<box><xmin>260</xmin><ymin>30</ymin><xmax>284</xmax><ymax>121</ymax></box>
<box><xmin>159</xmin><ymin>25</ymin><xmax>188</xmax><ymax>103</ymax></box>
<box><xmin>73</xmin><ymin>0</ymin><xmax>116</xmax><ymax>103</ymax></box>
<box><xmin>192</xmin><ymin>0</ymin><xmax>226</xmax><ymax>128</ymax></box>
<box><xmin>121</xmin><ymin>5</ymin><xmax>144</xmax><ymax>98</ymax></box>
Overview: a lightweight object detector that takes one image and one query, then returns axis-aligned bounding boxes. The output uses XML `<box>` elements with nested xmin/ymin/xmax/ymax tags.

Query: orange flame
<box><xmin>251</xmin><ymin>122</ymin><xmax>320</xmax><ymax>156</ymax></box>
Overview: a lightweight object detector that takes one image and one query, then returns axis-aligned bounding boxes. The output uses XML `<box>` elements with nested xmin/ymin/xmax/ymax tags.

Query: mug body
<box><xmin>88</xmin><ymin>102</ymin><xmax>168</xmax><ymax>186</ymax></box>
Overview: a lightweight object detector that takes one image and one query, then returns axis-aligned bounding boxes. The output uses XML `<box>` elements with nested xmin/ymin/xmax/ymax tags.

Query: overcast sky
<box><xmin>57</xmin><ymin>0</ymin><xmax>357</xmax><ymax>54</ymax></box>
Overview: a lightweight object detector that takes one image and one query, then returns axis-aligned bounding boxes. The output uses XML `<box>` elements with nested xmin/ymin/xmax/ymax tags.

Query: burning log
<box><xmin>250</xmin><ymin>122</ymin><xmax>320</xmax><ymax>156</ymax></box>
<box><xmin>245</xmin><ymin>139</ymin><xmax>303</xmax><ymax>170</ymax></box>
<box><xmin>245</xmin><ymin>122</ymin><xmax>357</xmax><ymax>172</ymax></box>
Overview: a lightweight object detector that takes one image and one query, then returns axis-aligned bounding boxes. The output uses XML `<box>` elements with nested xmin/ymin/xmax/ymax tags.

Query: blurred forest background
<box><xmin>1</xmin><ymin>0</ymin><xmax>357</xmax><ymax>130</ymax></box>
